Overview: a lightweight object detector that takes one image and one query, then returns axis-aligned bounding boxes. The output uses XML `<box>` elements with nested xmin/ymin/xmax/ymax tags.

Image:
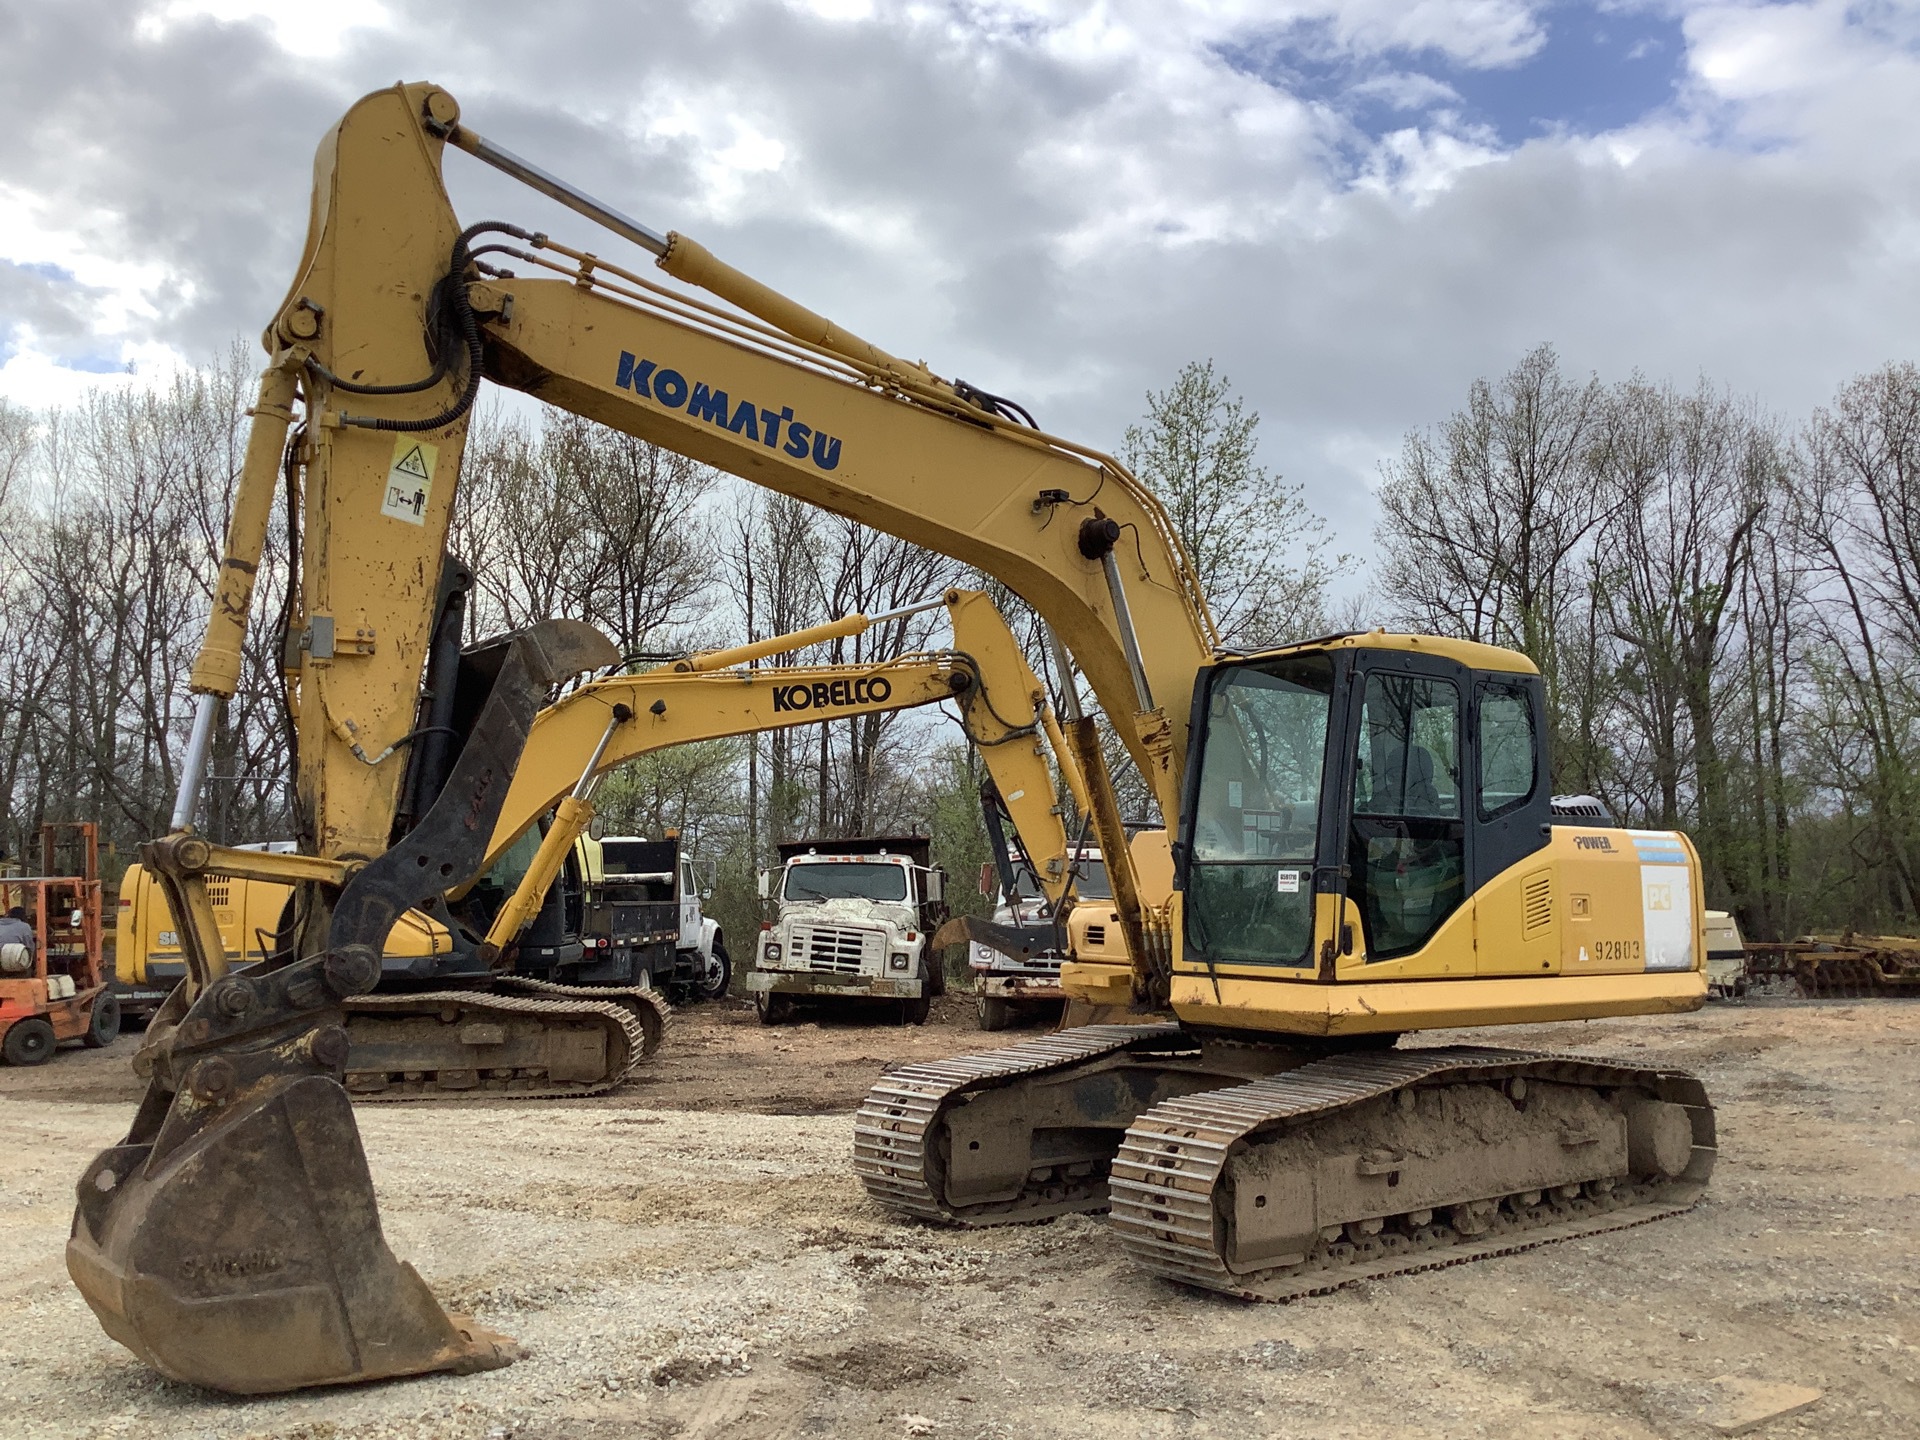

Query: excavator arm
<box><xmin>479</xmin><ymin>587</ymin><xmax>1086</xmax><ymax>955</ymax></box>
<box><xmin>71</xmin><ymin>81</ymin><xmax>1211</xmax><ymax>1395</ymax></box>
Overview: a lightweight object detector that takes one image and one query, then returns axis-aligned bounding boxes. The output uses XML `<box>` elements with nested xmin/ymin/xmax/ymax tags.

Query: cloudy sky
<box><xmin>2</xmin><ymin>0</ymin><xmax>1916</xmax><ymax>552</ymax></box>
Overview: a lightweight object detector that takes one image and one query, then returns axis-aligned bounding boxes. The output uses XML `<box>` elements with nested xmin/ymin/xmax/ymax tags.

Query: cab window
<box><xmin>1184</xmin><ymin>654</ymin><xmax>1335</xmax><ymax>968</ymax></box>
<box><xmin>1349</xmin><ymin>673</ymin><xmax>1466</xmax><ymax>959</ymax></box>
<box><xmin>1477</xmin><ymin>680</ymin><xmax>1536</xmax><ymax>819</ymax></box>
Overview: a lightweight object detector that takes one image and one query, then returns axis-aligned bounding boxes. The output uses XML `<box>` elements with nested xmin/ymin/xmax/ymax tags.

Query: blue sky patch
<box><xmin>18</xmin><ymin>260</ymin><xmax>79</xmax><ymax>284</ymax></box>
<box><xmin>1219</xmin><ymin>2</ymin><xmax>1689</xmax><ymax>150</ymax></box>
<box><xmin>58</xmin><ymin>352</ymin><xmax>128</xmax><ymax>374</ymax></box>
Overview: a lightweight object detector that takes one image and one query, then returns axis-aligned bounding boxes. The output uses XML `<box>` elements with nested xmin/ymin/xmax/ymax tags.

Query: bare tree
<box><xmin>1123</xmin><ymin>360</ymin><xmax>1340</xmax><ymax>648</ymax></box>
<box><xmin>1791</xmin><ymin>362</ymin><xmax>1920</xmax><ymax>924</ymax></box>
<box><xmin>1377</xmin><ymin>344</ymin><xmax>1612</xmax><ymax>780</ymax></box>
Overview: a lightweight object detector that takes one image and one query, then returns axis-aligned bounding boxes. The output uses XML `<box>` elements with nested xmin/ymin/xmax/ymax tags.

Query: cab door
<box><xmin>1342</xmin><ymin>651</ymin><xmax>1472</xmax><ymax>970</ymax></box>
<box><xmin>678</xmin><ymin>858</ymin><xmax>700</xmax><ymax>950</ymax></box>
<box><xmin>1468</xmin><ymin>671</ymin><xmax>1557</xmax><ymax>975</ymax></box>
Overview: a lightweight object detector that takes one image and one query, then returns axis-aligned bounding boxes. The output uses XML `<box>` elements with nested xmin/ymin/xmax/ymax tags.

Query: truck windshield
<box><xmin>784</xmin><ymin>862</ymin><xmax>910</xmax><ymax>903</ymax></box>
<box><xmin>1010</xmin><ymin>859</ymin><xmax>1110</xmax><ymax>901</ymax></box>
<box><xmin>1184</xmin><ymin>654</ymin><xmax>1335</xmax><ymax>968</ymax></box>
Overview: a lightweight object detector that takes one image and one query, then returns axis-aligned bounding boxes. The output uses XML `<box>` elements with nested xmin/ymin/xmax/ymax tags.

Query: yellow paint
<box><xmin>1169</xmin><ymin>969</ymin><xmax>1707</xmax><ymax>1036</ymax></box>
<box><xmin>1256</xmin><ymin>630</ymin><xmax>1539</xmax><ymax>675</ymax></box>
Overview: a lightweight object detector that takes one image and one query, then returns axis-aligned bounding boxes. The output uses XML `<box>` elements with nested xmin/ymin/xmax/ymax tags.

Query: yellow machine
<box><xmin>68</xmin><ymin>84</ymin><xmax>1714</xmax><ymax>1395</ymax></box>
<box><xmin>117</xmin><ymin>588</ymin><xmax>1084</xmax><ymax>1099</ymax></box>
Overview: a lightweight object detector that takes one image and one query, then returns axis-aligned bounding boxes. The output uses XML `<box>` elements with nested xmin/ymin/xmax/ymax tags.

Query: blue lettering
<box><xmin>615</xmin><ymin>352</ymin><xmax>656</xmax><ymax>398</ymax></box>
<box><xmin>652</xmin><ymin>369</ymin><xmax>688</xmax><ymax>408</ymax></box>
<box><xmin>760</xmin><ymin>406</ymin><xmax>792</xmax><ymax>448</ymax></box>
<box><xmin>688</xmin><ymin>382</ymin><xmax>730</xmax><ymax>425</ymax></box>
<box><xmin>783</xmin><ymin>421</ymin><xmax>812</xmax><ymax>459</ymax></box>
<box><xmin>812</xmin><ymin>431</ymin><xmax>842</xmax><ymax>471</ymax></box>
<box><xmin>727</xmin><ymin>398</ymin><xmax>761</xmax><ymax>443</ymax></box>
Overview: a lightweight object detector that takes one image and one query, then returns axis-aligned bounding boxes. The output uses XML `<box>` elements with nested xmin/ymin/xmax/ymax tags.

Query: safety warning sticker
<box><xmin>381</xmin><ymin>439</ymin><xmax>437</xmax><ymax>525</ymax></box>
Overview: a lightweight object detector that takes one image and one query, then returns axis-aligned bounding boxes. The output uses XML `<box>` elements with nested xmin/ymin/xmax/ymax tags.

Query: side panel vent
<box><xmin>1521</xmin><ymin>871</ymin><xmax>1553</xmax><ymax>939</ymax></box>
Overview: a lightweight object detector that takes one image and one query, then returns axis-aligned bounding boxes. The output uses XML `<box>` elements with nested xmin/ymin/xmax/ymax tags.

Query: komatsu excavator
<box><xmin>67</xmin><ymin>83</ymin><xmax>1715</xmax><ymax>1395</ymax></box>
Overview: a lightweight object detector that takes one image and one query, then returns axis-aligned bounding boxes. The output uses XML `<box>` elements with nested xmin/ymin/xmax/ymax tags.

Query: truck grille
<box><xmin>790</xmin><ymin>923</ymin><xmax>881</xmax><ymax>974</ymax></box>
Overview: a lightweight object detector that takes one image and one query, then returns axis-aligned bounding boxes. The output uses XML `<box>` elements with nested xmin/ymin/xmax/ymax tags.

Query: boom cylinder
<box><xmin>173</xmin><ymin>359</ymin><xmax>300</xmax><ymax>830</ymax></box>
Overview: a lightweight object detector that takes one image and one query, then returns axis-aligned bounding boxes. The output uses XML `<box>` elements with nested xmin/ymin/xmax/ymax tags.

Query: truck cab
<box><xmin>749</xmin><ymin>836</ymin><xmax>947</xmax><ymax>1025</ymax></box>
<box><xmin>970</xmin><ymin>846</ymin><xmax>1110</xmax><ymax>1031</ymax></box>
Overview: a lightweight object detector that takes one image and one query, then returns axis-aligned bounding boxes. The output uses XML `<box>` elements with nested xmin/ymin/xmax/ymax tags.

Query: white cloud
<box><xmin>2</xmin><ymin>0</ymin><xmax>1917</xmax><ymax>565</ymax></box>
<box><xmin>135</xmin><ymin>0</ymin><xmax>393</xmax><ymax>55</ymax></box>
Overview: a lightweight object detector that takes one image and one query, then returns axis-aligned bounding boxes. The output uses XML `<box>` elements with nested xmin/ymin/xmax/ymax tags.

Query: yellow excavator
<box><xmin>67</xmin><ymin>83</ymin><xmax>1714</xmax><ymax>1394</ymax></box>
<box><xmin>118</xmin><ymin>586</ymin><xmax>1088</xmax><ymax>1100</ymax></box>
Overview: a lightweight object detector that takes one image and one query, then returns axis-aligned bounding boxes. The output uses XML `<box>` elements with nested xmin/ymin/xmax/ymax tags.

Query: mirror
<box><xmin>756</xmin><ymin>868</ymin><xmax>770</xmax><ymax>900</ymax></box>
<box><xmin>978</xmin><ymin>862</ymin><xmax>996</xmax><ymax>897</ymax></box>
<box><xmin>924</xmin><ymin>869</ymin><xmax>944</xmax><ymax>904</ymax></box>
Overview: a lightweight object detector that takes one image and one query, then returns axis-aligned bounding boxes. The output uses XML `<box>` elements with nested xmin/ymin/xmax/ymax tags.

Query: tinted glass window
<box><xmin>1349</xmin><ymin>673</ymin><xmax>1466</xmax><ymax>959</ymax></box>
<box><xmin>1355</xmin><ymin>675</ymin><xmax>1461</xmax><ymax>820</ymax></box>
<box><xmin>1184</xmin><ymin>655</ymin><xmax>1335</xmax><ymax>968</ymax></box>
<box><xmin>1477</xmin><ymin>681</ymin><xmax>1537</xmax><ymax>818</ymax></box>
<box><xmin>784</xmin><ymin>862</ymin><xmax>909</xmax><ymax>902</ymax></box>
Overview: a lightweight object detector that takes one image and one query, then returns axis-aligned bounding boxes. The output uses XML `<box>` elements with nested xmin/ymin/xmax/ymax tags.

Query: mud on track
<box><xmin>1</xmin><ymin>996</ymin><xmax>1915</xmax><ymax>1439</ymax></box>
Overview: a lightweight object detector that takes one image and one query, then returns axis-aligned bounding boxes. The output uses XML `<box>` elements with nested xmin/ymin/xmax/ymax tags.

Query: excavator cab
<box><xmin>1180</xmin><ymin>635</ymin><xmax>1549</xmax><ymax>978</ymax></box>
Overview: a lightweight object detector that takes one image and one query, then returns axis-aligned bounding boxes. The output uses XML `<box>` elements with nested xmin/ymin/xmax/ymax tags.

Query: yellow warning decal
<box><xmin>381</xmin><ymin>438</ymin><xmax>437</xmax><ymax>526</ymax></box>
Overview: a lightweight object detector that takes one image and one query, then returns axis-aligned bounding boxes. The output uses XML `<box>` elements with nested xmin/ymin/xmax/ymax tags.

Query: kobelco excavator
<box><xmin>114</xmin><ymin>588</ymin><xmax>1088</xmax><ymax>1100</ymax></box>
<box><xmin>68</xmin><ymin>83</ymin><xmax>1714</xmax><ymax>1395</ymax></box>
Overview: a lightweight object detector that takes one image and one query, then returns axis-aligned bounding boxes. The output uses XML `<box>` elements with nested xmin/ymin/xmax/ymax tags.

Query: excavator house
<box><xmin>66</xmin><ymin>83</ymin><xmax>1715</xmax><ymax>1395</ymax></box>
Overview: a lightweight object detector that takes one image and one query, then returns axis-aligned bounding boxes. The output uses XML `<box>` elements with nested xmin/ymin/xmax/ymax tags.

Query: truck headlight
<box><xmin>889</xmin><ymin>953</ymin><xmax>910</xmax><ymax>972</ymax></box>
<box><xmin>764</xmin><ymin>942</ymin><xmax>782</xmax><ymax>962</ymax></box>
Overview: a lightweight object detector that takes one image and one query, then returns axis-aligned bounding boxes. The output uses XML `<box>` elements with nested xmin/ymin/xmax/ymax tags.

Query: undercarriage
<box><xmin>340</xmin><ymin>977</ymin><xmax>669</xmax><ymax>1099</ymax></box>
<box><xmin>856</xmin><ymin>1025</ymin><xmax>1714</xmax><ymax>1297</ymax></box>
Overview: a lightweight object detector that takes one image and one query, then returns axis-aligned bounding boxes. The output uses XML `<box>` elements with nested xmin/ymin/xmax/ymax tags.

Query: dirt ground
<box><xmin>2</xmin><ymin>994</ymin><xmax>1916</xmax><ymax>1439</ymax></box>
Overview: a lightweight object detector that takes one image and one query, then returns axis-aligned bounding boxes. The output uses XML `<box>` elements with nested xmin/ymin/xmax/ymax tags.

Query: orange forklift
<box><xmin>0</xmin><ymin>823</ymin><xmax>118</xmax><ymax>1065</ymax></box>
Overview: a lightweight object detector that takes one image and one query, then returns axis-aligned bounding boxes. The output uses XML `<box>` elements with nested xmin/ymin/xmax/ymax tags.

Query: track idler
<box><xmin>69</xmin><ymin>619</ymin><xmax>614</xmax><ymax>1393</ymax></box>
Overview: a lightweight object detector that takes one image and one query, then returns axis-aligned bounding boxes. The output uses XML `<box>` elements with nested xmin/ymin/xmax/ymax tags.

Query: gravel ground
<box><xmin>2</xmin><ymin>996</ymin><xmax>1916</xmax><ymax>1439</ymax></box>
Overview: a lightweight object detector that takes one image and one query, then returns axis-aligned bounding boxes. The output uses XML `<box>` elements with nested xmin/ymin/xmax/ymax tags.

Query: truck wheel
<box><xmin>977</xmin><ymin>994</ymin><xmax>1011</xmax><ymax>1032</ymax></box>
<box><xmin>2</xmin><ymin>1017</ymin><xmax>56</xmax><ymax>1066</ymax></box>
<box><xmin>901</xmin><ymin>996</ymin><xmax>931</xmax><ymax>1026</ymax></box>
<box><xmin>757</xmin><ymin>991</ymin><xmax>793</xmax><ymax>1026</ymax></box>
<box><xmin>699</xmin><ymin>938</ymin><xmax>732</xmax><ymax>1001</ymax></box>
<box><xmin>83</xmin><ymin>992</ymin><xmax>121</xmax><ymax>1048</ymax></box>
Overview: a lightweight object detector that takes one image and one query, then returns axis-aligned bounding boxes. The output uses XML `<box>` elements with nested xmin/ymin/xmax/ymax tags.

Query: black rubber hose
<box><xmin>339</xmin><ymin>221</ymin><xmax>530</xmax><ymax>432</ymax></box>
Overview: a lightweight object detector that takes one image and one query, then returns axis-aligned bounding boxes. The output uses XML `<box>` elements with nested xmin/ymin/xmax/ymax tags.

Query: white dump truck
<box><xmin>749</xmin><ymin>835</ymin><xmax>947</xmax><ymax>1025</ymax></box>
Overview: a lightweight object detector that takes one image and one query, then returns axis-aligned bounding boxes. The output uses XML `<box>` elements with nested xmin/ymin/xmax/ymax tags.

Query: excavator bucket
<box><xmin>68</xmin><ymin>619</ymin><xmax>614</xmax><ymax>1393</ymax></box>
<box><xmin>68</xmin><ymin>1076</ymin><xmax>514</xmax><ymax>1393</ymax></box>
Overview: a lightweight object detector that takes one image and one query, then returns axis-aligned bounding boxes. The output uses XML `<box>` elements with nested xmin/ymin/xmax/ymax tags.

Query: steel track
<box><xmin>1108</xmin><ymin>1045</ymin><xmax>1715</xmax><ymax>1300</ymax></box>
<box><xmin>853</xmin><ymin>1023</ymin><xmax>1189</xmax><ymax>1223</ymax></box>
<box><xmin>344</xmin><ymin>981</ymin><xmax>670</xmax><ymax>1102</ymax></box>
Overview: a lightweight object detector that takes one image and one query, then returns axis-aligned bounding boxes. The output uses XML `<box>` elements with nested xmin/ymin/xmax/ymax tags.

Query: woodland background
<box><xmin>0</xmin><ymin>346</ymin><xmax>1915</xmax><ymax>952</ymax></box>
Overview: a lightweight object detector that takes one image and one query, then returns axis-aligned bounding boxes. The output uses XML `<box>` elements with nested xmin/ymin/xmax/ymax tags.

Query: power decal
<box><xmin>615</xmin><ymin>352</ymin><xmax>842</xmax><ymax>472</ymax></box>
